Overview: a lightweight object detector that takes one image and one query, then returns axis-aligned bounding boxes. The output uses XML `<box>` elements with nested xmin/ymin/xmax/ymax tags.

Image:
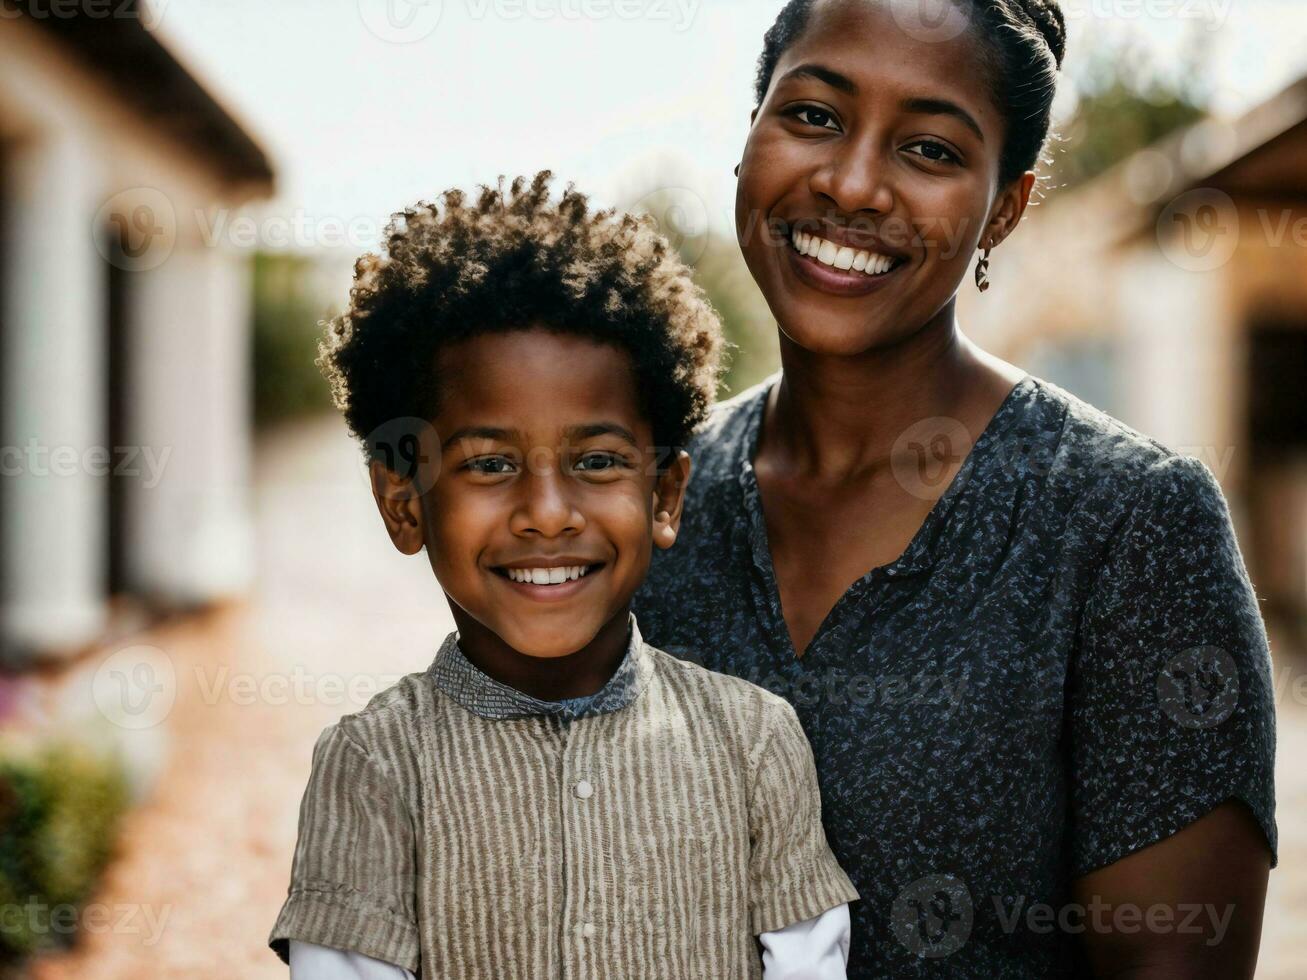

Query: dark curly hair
<box><xmin>319</xmin><ymin>171</ymin><xmax>724</xmax><ymax>473</ymax></box>
<box><xmin>753</xmin><ymin>0</ymin><xmax>1066</xmax><ymax>189</ymax></box>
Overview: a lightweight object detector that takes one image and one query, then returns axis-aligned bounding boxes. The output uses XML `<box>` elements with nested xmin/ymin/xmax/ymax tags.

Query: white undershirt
<box><xmin>289</xmin><ymin>902</ymin><xmax>851</xmax><ymax>979</ymax></box>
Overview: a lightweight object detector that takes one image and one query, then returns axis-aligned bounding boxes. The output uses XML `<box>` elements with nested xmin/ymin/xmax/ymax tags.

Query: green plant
<box><xmin>0</xmin><ymin>739</ymin><xmax>130</xmax><ymax>964</ymax></box>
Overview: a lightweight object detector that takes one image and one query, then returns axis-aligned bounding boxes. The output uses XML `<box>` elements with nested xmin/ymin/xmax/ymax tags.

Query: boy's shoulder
<box><xmin>641</xmin><ymin>641</ymin><xmax>800</xmax><ymax>742</ymax></box>
<box><xmin>309</xmin><ymin>666</ymin><xmax>441</xmax><ymax>773</ymax></box>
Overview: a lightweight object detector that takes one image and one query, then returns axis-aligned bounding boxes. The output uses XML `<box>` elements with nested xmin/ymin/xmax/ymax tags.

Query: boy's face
<box><xmin>370</xmin><ymin>327</ymin><xmax>691</xmax><ymax>659</ymax></box>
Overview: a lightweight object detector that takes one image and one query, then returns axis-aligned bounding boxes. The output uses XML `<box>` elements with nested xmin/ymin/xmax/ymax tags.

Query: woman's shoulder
<box><xmin>1021</xmin><ymin>374</ymin><xmax>1228</xmax><ymax>518</ymax></box>
<box><xmin>681</xmin><ymin>371</ymin><xmax>777</xmax><ymax>482</ymax></box>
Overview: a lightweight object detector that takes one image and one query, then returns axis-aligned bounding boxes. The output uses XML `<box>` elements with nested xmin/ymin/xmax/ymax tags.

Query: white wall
<box><xmin>0</xmin><ymin>18</ymin><xmax>264</xmax><ymax>655</ymax></box>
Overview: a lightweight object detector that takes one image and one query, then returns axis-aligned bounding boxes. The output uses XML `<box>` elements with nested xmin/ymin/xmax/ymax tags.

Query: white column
<box><xmin>125</xmin><ymin>243</ymin><xmax>254</xmax><ymax>603</ymax></box>
<box><xmin>1</xmin><ymin>132</ymin><xmax>108</xmax><ymax>653</ymax></box>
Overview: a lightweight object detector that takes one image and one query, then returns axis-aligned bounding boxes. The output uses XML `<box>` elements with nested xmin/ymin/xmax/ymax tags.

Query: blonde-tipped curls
<box><xmin>318</xmin><ymin>171</ymin><xmax>725</xmax><ymax>469</ymax></box>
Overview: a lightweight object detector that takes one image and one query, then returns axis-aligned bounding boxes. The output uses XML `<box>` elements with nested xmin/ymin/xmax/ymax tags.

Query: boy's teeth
<box><xmin>507</xmin><ymin>565</ymin><xmax>589</xmax><ymax>584</ymax></box>
<box><xmin>790</xmin><ymin>230</ymin><xmax>898</xmax><ymax>276</ymax></box>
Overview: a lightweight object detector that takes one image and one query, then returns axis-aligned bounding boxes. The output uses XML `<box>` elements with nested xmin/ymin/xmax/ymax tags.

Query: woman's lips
<box><xmin>783</xmin><ymin>236</ymin><xmax>907</xmax><ymax>297</ymax></box>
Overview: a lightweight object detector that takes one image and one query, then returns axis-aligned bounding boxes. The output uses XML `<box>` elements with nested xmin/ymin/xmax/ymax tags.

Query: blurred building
<box><xmin>0</xmin><ymin>3</ymin><xmax>274</xmax><ymax>661</ymax></box>
<box><xmin>968</xmin><ymin>75</ymin><xmax>1307</xmax><ymax>630</ymax></box>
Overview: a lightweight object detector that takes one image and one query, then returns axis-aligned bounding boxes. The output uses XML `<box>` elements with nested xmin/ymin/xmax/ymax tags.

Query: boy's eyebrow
<box><xmin>440</xmin><ymin>422</ymin><xmax>638</xmax><ymax>451</ymax></box>
<box><xmin>441</xmin><ymin>426</ymin><xmax>521</xmax><ymax>451</ymax></box>
<box><xmin>564</xmin><ymin>422</ymin><xmax>639</xmax><ymax>445</ymax></box>
<box><xmin>779</xmin><ymin>63</ymin><xmax>984</xmax><ymax>142</ymax></box>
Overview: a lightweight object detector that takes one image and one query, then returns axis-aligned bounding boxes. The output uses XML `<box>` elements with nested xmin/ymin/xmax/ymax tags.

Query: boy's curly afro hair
<box><xmin>319</xmin><ymin>171</ymin><xmax>725</xmax><ymax>471</ymax></box>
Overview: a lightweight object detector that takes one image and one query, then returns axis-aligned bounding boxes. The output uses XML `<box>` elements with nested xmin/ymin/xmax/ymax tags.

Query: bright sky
<box><xmin>152</xmin><ymin>0</ymin><xmax>1307</xmax><ymax>248</ymax></box>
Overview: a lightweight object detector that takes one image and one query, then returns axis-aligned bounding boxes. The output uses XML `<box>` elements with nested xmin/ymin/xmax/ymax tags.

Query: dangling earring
<box><xmin>733</xmin><ymin>163</ymin><xmax>740</xmax><ymax>177</ymax></box>
<box><xmin>975</xmin><ymin>244</ymin><xmax>992</xmax><ymax>292</ymax></box>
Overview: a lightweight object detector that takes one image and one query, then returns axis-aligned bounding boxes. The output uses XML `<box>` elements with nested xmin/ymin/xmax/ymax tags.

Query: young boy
<box><xmin>267</xmin><ymin>173</ymin><xmax>857</xmax><ymax>979</ymax></box>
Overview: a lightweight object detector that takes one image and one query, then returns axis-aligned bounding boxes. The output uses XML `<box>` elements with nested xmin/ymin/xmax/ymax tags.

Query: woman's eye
<box><xmin>465</xmin><ymin>456</ymin><xmax>515</xmax><ymax>475</ymax></box>
<box><xmin>904</xmin><ymin>140</ymin><xmax>960</xmax><ymax>165</ymax></box>
<box><xmin>788</xmin><ymin>106</ymin><xmax>841</xmax><ymax>132</ymax></box>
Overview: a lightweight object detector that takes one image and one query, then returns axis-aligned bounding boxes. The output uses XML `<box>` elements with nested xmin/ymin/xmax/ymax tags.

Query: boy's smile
<box><xmin>369</xmin><ymin>325</ymin><xmax>689</xmax><ymax>698</ymax></box>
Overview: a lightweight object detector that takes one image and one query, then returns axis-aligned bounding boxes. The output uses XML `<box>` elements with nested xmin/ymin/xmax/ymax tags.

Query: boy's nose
<box><xmin>509</xmin><ymin>466</ymin><xmax>585</xmax><ymax>537</ymax></box>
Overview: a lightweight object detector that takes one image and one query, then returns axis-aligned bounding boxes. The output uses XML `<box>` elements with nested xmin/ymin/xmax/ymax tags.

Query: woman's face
<box><xmin>736</xmin><ymin>0</ymin><xmax>1027</xmax><ymax>356</ymax></box>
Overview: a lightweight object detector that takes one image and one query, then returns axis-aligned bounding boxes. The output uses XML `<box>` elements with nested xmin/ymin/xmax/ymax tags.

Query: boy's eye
<box><xmin>575</xmin><ymin>452</ymin><xmax>623</xmax><ymax>472</ymax></box>
<box><xmin>903</xmin><ymin>140</ymin><xmax>960</xmax><ymax>165</ymax></box>
<box><xmin>464</xmin><ymin>455</ymin><xmax>517</xmax><ymax>475</ymax></box>
<box><xmin>785</xmin><ymin>105</ymin><xmax>841</xmax><ymax>132</ymax></box>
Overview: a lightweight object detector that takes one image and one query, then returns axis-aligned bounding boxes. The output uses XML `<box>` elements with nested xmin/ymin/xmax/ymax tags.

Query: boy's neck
<box><xmin>448</xmin><ymin>607</ymin><xmax>633</xmax><ymax>703</ymax></box>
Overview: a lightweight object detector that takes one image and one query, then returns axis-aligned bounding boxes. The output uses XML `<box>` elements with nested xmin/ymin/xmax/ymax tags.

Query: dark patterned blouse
<box><xmin>631</xmin><ymin>370</ymin><xmax>1277</xmax><ymax>978</ymax></box>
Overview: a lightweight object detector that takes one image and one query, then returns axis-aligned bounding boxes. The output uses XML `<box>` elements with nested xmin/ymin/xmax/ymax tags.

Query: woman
<box><xmin>631</xmin><ymin>0</ymin><xmax>1277</xmax><ymax>976</ymax></box>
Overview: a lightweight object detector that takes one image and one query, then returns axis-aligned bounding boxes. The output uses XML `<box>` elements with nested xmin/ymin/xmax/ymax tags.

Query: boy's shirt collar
<box><xmin>428</xmin><ymin>612</ymin><xmax>647</xmax><ymax>721</ymax></box>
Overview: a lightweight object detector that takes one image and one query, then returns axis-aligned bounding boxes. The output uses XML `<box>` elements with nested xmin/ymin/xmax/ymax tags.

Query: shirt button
<box><xmin>573</xmin><ymin>779</ymin><xmax>594</xmax><ymax>799</ymax></box>
<box><xmin>581</xmin><ymin>922</ymin><xmax>596</xmax><ymax>939</ymax></box>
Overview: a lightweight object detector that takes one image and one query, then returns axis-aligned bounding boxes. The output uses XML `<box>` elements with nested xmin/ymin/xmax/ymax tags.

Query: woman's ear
<box><xmin>651</xmin><ymin>449</ymin><xmax>692</xmax><ymax>551</ymax></box>
<box><xmin>984</xmin><ymin>170</ymin><xmax>1038</xmax><ymax>249</ymax></box>
<box><xmin>369</xmin><ymin>459</ymin><xmax>426</xmax><ymax>556</ymax></box>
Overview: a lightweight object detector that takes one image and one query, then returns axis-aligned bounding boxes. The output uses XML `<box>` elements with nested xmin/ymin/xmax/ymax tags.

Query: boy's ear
<box><xmin>369</xmin><ymin>459</ymin><xmax>426</xmax><ymax>556</ymax></box>
<box><xmin>651</xmin><ymin>449</ymin><xmax>692</xmax><ymax>551</ymax></box>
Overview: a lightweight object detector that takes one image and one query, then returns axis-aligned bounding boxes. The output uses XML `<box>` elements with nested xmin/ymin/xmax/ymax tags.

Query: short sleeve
<box><xmin>1069</xmin><ymin>454</ymin><xmax>1277</xmax><ymax>878</ymax></box>
<box><xmin>268</xmin><ymin>724</ymin><xmax>420</xmax><ymax>972</ymax></box>
<box><xmin>748</xmin><ymin>698</ymin><xmax>860</xmax><ymax>935</ymax></box>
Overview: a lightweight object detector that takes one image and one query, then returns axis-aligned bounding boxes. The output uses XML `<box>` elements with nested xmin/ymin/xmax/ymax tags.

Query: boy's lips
<box><xmin>489</xmin><ymin>562</ymin><xmax>606</xmax><ymax>603</ymax></box>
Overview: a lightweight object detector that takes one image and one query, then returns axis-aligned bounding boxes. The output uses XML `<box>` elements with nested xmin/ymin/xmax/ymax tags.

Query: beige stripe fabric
<box><xmin>269</xmin><ymin>627</ymin><xmax>857</xmax><ymax>977</ymax></box>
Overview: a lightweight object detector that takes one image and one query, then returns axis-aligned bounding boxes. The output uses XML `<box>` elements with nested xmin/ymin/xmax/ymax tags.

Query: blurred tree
<box><xmin>1046</xmin><ymin>27</ymin><xmax>1213</xmax><ymax>193</ymax></box>
<box><xmin>620</xmin><ymin>177</ymin><xmax>779</xmax><ymax>397</ymax></box>
<box><xmin>251</xmin><ymin>252</ymin><xmax>335</xmax><ymax>426</ymax></box>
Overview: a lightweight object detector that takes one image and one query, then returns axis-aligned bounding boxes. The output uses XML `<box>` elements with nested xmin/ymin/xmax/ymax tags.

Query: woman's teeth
<box><xmin>505</xmin><ymin>565</ymin><xmax>592</xmax><ymax>585</ymax></box>
<box><xmin>790</xmin><ymin>230</ymin><xmax>899</xmax><ymax>276</ymax></box>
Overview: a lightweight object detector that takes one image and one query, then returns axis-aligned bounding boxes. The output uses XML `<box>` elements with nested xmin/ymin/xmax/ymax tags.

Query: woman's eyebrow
<box><xmin>900</xmin><ymin>97</ymin><xmax>984</xmax><ymax>142</ymax></box>
<box><xmin>779</xmin><ymin>62</ymin><xmax>858</xmax><ymax>95</ymax></box>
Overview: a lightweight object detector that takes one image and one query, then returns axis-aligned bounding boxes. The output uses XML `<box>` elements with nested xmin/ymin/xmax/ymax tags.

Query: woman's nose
<box><xmin>809</xmin><ymin>141</ymin><xmax>895</xmax><ymax>216</ymax></box>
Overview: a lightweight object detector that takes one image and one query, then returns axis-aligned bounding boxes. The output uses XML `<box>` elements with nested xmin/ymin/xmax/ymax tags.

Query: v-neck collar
<box><xmin>733</xmin><ymin>372</ymin><xmax>1039</xmax><ymax>657</ymax></box>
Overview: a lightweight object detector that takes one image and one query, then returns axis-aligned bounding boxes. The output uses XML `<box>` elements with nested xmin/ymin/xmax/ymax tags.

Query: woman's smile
<box><xmin>785</xmin><ymin>226</ymin><xmax>910</xmax><ymax>297</ymax></box>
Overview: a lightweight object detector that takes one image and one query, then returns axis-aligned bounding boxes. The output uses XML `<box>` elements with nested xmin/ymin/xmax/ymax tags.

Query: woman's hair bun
<box><xmin>1020</xmin><ymin>0</ymin><xmax>1066</xmax><ymax>70</ymax></box>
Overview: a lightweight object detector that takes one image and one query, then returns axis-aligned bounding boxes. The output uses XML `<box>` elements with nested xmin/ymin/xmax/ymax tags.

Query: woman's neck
<box><xmin>764</xmin><ymin>307</ymin><xmax>1023</xmax><ymax>483</ymax></box>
